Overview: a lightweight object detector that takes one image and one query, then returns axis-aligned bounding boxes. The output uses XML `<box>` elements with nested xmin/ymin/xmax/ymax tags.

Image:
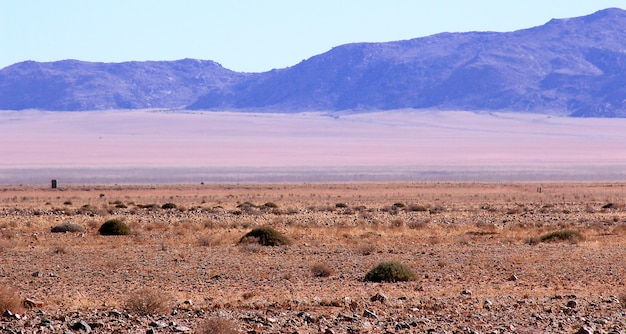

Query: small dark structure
<box><xmin>51</xmin><ymin>179</ymin><xmax>57</xmax><ymax>189</ymax></box>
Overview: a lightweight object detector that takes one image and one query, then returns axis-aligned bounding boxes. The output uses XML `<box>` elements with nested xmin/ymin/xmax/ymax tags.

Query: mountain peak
<box><xmin>2</xmin><ymin>8</ymin><xmax>626</xmax><ymax>117</ymax></box>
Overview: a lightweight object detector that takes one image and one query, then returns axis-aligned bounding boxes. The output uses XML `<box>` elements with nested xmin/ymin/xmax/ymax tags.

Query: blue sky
<box><xmin>1</xmin><ymin>1</ymin><xmax>624</xmax><ymax>72</ymax></box>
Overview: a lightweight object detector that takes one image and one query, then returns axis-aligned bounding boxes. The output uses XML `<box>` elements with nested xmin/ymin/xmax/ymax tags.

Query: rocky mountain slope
<box><xmin>1</xmin><ymin>8</ymin><xmax>625</xmax><ymax>116</ymax></box>
<box><xmin>0</xmin><ymin>59</ymin><xmax>245</xmax><ymax>110</ymax></box>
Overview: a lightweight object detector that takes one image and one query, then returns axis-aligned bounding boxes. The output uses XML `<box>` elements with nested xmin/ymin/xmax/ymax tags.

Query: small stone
<box><xmin>71</xmin><ymin>320</ymin><xmax>92</xmax><ymax>332</ymax></box>
<box><xmin>461</xmin><ymin>289</ymin><xmax>472</xmax><ymax>296</ymax></box>
<box><xmin>370</xmin><ymin>293</ymin><xmax>387</xmax><ymax>303</ymax></box>
<box><xmin>567</xmin><ymin>300</ymin><xmax>578</xmax><ymax>309</ymax></box>
<box><xmin>395</xmin><ymin>322</ymin><xmax>411</xmax><ymax>330</ymax></box>
<box><xmin>508</xmin><ymin>274</ymin><xmax>518</xmax><ymax>281</ymax></box>
<box><xmin>483</xmin><ymin>299</ymin><xmax>493</xmax><ymax>310</ymax></box>
<box><xmin>23</xmin><ymin>298</ymin><xmax>44</xmax><ymax>309</ymax></box>
<box><xmin>576</xmin><ymin>326</ymin><xmax>594</xmax><ymax>334</ymax></box>
<box><xmin>32</xmin><ymin>271</ymin><xmax>44</xmax><ymax>277</ymax></box>
<box><xmin>174</xmin><ymin>326</ymin><xmax>192</xmax><ymax>332</ymax></box>
<box><xmin>363</xmin><ymin>309</ymin><xmax>378</xmax><ymax>320</ymax></box>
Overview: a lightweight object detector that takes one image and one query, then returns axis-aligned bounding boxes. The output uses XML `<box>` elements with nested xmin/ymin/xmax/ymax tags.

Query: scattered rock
<box><xmin>461</xmin><ymin>289</ymin><xmax>472</xmax><ymax>296</ymax></box>
<box><xmin>567</xmin><ymin>300</ymin><xmax>578</xmax><ymax>309</ymax></box>
<box><xmin>508</xmin><ymin>274</ymin><xmax>518</xmax><ymax>281</ymax></box>
<box><xmin>576</xmin><ymin>326</ymin><xmax>594</xmax><ymax>334</ymax></box>
<box><xmin>363</xmin><ymin>309</ymin><xmax>378</xmax><ymax>320</ymax></box>
<box><xmin>370</xmin><ymin>293</ymin><xmax>387</xmax><ymax>303</ymax></box>
<box><xmin>23</xmin><ymin>298</ymin><xmax>44</xmax><ymax>309</ymax></box>
<box><xmin>71</xmin><ymin>320</ymin><xmax>92</xmax><ymax>332</ymax></box>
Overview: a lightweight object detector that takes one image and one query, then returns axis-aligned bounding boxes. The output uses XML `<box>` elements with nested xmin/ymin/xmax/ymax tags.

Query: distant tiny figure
<box><xmin>51</xmin><ymin>179</ymin><xmax>57</xmax><ymax>189</ymax></box>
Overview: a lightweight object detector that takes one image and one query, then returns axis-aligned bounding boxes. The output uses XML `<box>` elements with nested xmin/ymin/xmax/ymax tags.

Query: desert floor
<box><xmin>1</xmin><ymin>182</ymin><xmax>626</xmax><ymax>333</ymax></box>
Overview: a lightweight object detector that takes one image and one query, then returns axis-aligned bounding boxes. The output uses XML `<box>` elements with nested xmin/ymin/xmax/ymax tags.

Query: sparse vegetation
<box><xmin>239</xmin><ymin>226</ymin><xmax>290</xmax><ymax>246</ymax></box>
<box><xmin>124</xmin><ymin>288</ymin><xmax>171</xmax><ymax>316</ymax></box>
<box><xmin>161</xmin><ymin>202</ymin><xmax>177</xmax><ymax>209</ymax></box>
<box><xmin>98</xmin><ymin>219</ymin><xmax>130</xmax><ymax>236</ymax></box>
<box><xmin>311</xmin><ymin>263</ymin><xmax>333</xmax><ymax>277</ymax></box>
<box><xmin>364</xmin><ymin>261</ymin><xmax>417</xmax><ymax>282</ymax></box>
<box><xmin>196</xmin><ymin>317</ymin><xmax>239</xmax><ymax>334</ymax></box>
<box><xmin>539</xmin><ymin>230</ymin><xmax>584</xmax><ymax>244</ymax></box>
<box><xmin>50</xmin><ymin>222</ymin><xmax>85</xmax><ymax>233</ymax></box>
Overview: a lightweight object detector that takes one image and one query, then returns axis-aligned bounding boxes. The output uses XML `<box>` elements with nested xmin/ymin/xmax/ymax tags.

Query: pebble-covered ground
<box><xmin>1</xmin><ymin>182</ymin><xmax>626</xmax><ymax>333</ymax></box>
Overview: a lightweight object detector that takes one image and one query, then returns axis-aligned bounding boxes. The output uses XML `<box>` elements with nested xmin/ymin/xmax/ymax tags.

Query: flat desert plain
<box><xmin>2</xmin><ymin>182</ymin><xmax>626</xmax><ymax>333</ymax></box>
<box><xmin>2</xmin><ymin>109</ymin><xmax>626</xmax><ymax>183</ymax></box>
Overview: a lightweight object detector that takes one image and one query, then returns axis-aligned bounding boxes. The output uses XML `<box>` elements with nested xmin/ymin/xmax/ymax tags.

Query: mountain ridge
<box><xmin>2</xmin><ymin>8</ymin><xmax>626</xmax><ymax>117</ymax></box>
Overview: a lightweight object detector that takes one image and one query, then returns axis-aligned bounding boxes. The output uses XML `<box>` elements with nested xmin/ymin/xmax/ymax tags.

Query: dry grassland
<box><xmin>1</xmin><ymin>182</ymin><xmax>626</xmax><ymax>333</ymax></box>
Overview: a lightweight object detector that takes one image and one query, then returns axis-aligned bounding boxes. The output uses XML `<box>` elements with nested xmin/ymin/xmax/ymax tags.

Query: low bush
<box><xmin>124</xmin><ymin>288</ymin><xmax>171</xmax><ymax>316</ymax></box>
<box><xmin>50</xmin><ymin>222</ymin><xmax>85</xmax><ymax>233</ymax></box>
<box><xmin>196</xmin><ymin>317</ymin><xmax>239</xmax><ymax>334</ymax></box>
<box><xmin>161</xmin><ymin>203</ymin><xmax>177</xmax><ymax>209</ymax></box>
<box><xmin>311</xmin><ymin>263</ymin><xmax>333</xmax><ymax>277</ymax></box>
<box><xmin>98</xmin><ymin>219</ymin><xmax>130</xmax><ymax>236</ymax></box>
<box><xmin>239</xmin><ymin>226</ymin><xmax>290</xmax><ymax>246</ymax></box>
<box><xmin>540</xmin><ymin>230</ymin><xmax>584</xmax><ymax>244</ymax></box>
<box><xmin>364</xmin><ymin>261</ymin><xmax>417</xmax><ymax>282</ymax></box>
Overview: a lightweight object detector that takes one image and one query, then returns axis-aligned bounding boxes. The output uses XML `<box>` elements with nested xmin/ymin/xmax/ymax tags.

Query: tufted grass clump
<box><xmin>364</xmin><ymin>261</ymin><xmax>417</xmax><ymax>283</ymax></box>
<box><xmin>239</xmin><ymin>226</ymin><xmax>290</xmax><ymax>246</ymax></box>
<box><xmin>51</xmin><ymin>222</ymin><xmax>86</xmax><ymax>233</ymax></box>
<box><xmin>196</xmin><ymin>317</ymin><xmax>239</xmax><ymax>334</ymax></box>
<box><xmin>98</xmin><ymin>219</ymin><xmax>130</xmax><ymax>236</ymax></box>
<box><xmin>540</xmin><ymin>230</ymin><xmax>584</xmax><ymax>244</ymax></box>
<box><xmin>124</xmin><ymin>288</ymin><xmax>171</xmax><ymax>316</ymax></box>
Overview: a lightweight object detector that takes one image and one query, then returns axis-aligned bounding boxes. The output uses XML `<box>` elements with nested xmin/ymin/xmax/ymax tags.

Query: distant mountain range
<box><xmin>1</xmin><ymin>8</ymin><xmax>626</xmax><ymax>117</ymax></box>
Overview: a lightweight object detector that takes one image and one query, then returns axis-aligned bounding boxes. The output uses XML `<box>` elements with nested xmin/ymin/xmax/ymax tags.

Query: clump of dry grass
<box><xmin>124</xmin><ymin>288</ymin><xmax>172</xmax><ymax>315</ymax></box>
<box><xmin>540</xmin><ymin>230</ymin><xmax>584</xmax><ymax>244</ymax></box>
<box><xmin>0</xmin><ymin>285</ymin><xmax>24</xmax><ymax>314</ymax></box>
<box><xmin>196</xmin><ymin>317</ymin><xmax>239</xmax><ymax>334</ymax></box>
<box><xmin>311</xmin><ymin>263</ymin><xmax>333</xmax><ymax>277</ymax></box>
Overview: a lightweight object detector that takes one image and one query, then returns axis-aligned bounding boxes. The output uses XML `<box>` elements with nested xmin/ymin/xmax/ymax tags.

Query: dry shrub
<box><xmin>196</xmin><ymin>317</ymin><xmax>239</xmax><ymax>334</ymax></box>
<box><xmin>540</xmin><ymin>230</ymin><xmax>584</xmax><ymax>244</ymax></box>
<box><xmin>311</xmin><ymin>263</ymin><xmax>333</xmax><ymax>277</ymax></box>
<box><xmin>408</xmin><ymin>204</ymin><xmax>428</xmax><ymax>212</ymax></box>
<box><xmin>198</xmin><ymin>235</ymin><xmax>221</xmax><ymax>247</ymax></box>
<box><xmin>51</xmin><ymin>222</ymin><xmax>85</xmax><ymax>233</ymax></box>
<box><xmin>0</xmin><ymin>285</ymin><xmax>24</xmax><ymax>314</ymax></box>
<box><xmin>357</xmin><ymin>243</ymin><xmax>377</xmax><ymax>256</ymax></box>
<box><xmin>124</xmin><ymin>288</ymin><xmax>171</xmax><ymax>315</ymax></box>
<box><xmin>239</xmin><ymin>226</ymin><xmax>290</xmax><ymax>246</ymax></box>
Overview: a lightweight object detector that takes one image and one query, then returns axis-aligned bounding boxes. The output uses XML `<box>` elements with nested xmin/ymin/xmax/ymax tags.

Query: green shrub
<box><xmin>51</xmin><ymin>222</ymin><xmax>85</xmax><ymax>233</ymax></box>
<box><xmin>540</xmin><ymin>230</ymin><xmax>584</xmax><ymax>244</ymax></box>
<box><xmin>239</xmin><ymin>226</ymin><xmax>290</xmax><ymax>246</ymax></box>
<box><xmin>98</xmin><ymin>219</ymin><xmax>130</xmax><ymax>236</ymax></box>
<box><xmin>161</xmin><ymin>203</ymin><xmax>177</xmax><ymax>209</ymax></box>
<box><xmin>364</xmin><ymin>261</ymin><xmax>417</xmax><ymax>282</ymax></box>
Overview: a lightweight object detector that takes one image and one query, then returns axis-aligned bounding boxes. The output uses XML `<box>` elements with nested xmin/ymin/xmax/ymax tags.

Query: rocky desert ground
<box><xmin>1</xmin><ymin>182</ymin><xmax>626</xmax><ymax>333</ymax></box>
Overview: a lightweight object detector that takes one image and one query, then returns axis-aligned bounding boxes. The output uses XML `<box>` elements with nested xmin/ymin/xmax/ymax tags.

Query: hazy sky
<box><xmin>1</xmin><ymin>1</ymin><xmax>624</xmax><ymax>72</ymax></box>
